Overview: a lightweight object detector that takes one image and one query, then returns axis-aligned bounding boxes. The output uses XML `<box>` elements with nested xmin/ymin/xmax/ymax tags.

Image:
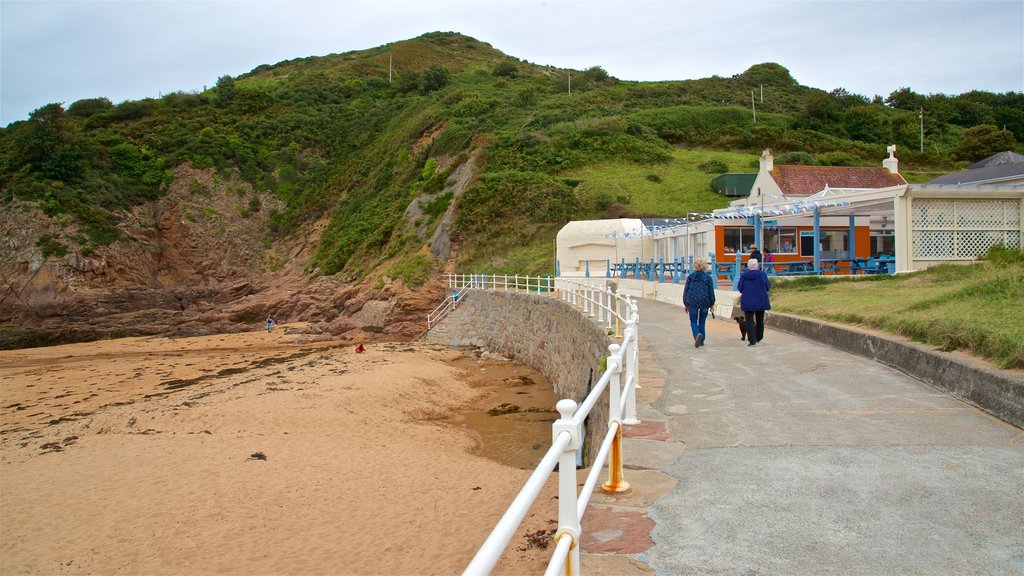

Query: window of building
<box><xmin>871</xmin><ymin>231</ymin><xmax>894</xmax><ymax>257</ymax></box>
<box><xmin>764</xmin><ymin>228</ymin><xmax>797</xmax><ymax>254</ymax></box>
<box><xmin>799</xmin><ymin>230</ymin><xmax>849</xmax><ymax>257</ymax></box>
<box><xmin>723</xmin><ymin>227</ymin><xmax>754</xmax><ymax>254</ymax></box>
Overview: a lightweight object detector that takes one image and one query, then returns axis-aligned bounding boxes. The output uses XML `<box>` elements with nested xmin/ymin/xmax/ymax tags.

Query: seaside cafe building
<box><xmin>555</xmin><ymin>147</ymin><xmax>1023</xmax><ymax>292</ymax></box>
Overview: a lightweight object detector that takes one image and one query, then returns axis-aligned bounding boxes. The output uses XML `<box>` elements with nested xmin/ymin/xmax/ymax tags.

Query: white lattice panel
<box><xmin>1006</xmin><ymin>203</ymin><xmax>1021</xmax><ymax>227</ymax></box>
<box><xmin>913</xmin><ymin>230</ymin><xmax>954</xmax><ymax>258</ymax></box>
<box><xmin>912</xmin><ymin>199</ymin><xmax>1021</xmax><ymax>260</ymax></box>
<box><xmin>912</xmin><ymin>200</ymin><xmax>955</xmax><ymax>227</ymax></box>
<box><xmin>957</xmin><ymin>231</ymin><xmax>1012</xmax><ymax>258</ymax></box>
<box><xmin>955</xmin><ymin>200</ymin><xmax>1018</xmax><ymax>228</ymax></box>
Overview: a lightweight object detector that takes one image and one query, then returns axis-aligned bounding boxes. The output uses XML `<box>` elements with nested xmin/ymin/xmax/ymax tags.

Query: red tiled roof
<box><xmin>771</xmin><ymin>165</ymin><xmax>907</xmax><ymax>195</ymax></box>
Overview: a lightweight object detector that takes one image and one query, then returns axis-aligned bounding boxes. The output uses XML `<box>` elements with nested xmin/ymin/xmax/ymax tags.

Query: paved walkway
<box><xmin>582</xmin><ymin>298</ymin><xmax>1023</xmax><ymax>575</ymax></box>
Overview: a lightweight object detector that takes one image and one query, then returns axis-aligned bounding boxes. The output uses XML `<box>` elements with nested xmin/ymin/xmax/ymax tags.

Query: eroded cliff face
<box><xmin>0</xmin><ymin>164</ymin><xmax>446</xmax><ymax>349</ymax></box>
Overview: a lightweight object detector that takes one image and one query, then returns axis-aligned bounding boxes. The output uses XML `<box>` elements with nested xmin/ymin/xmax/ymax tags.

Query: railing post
<box><xmin>602</xmin><ymin>345</ymin><xmax>630</xmax><ymax>495</ymax></box>
<box><xmin>552</xmin><ymin>399</ymin><xmax>582</xmax><ymax>574</ymax></box>
<box><xmin>627</xmin><ymin>309</ymin><xmax>640</xmax><ymax>391</ymax></box>
<box><xmin>623</xmin><ymin>314</ymin><xmax>640</xmax><ymax>425</ymax></box>
<box><xmin>733</xmin><ymin>250</ymin><xmax>742</xmax><ymax>291</ymax></box>
<box><xmin>709</xmin><ymin>253</ymin><xmax>718</xmax><ymax>290</ymax></box>
<box><xmin>615</xmin><ymin>291</ymin><xmax>623</xmax><ymax>338</ymax></box>
<box><xmin>602</xmin><ymin>286</ymin><xmax>610</xmax><ymax>332</ymax></box>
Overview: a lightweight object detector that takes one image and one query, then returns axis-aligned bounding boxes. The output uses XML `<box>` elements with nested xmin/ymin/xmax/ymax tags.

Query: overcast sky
<box><xmin>2</xmin><ymin>0</ymin><xmax>1022</xmax><ymax>126</ymax></box>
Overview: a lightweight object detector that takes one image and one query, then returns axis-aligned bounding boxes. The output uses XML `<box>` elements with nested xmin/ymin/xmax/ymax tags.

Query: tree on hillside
<box><xmin>890</xmin><ymin>111</ymin><xmax>923</xmax><ymax>151</ymax></box>
<box><xmin>952</xmin><ymin>124</ymin><xmax>1017</xmax><ymax>162</ymax></box>
<box><xmin>829</xmin><ymin>88</ymin><xmax>869</xmax><ymax>109</ymax></box>
<box><xmin>842</xmin><ymin>105</ymin><xmax>891</xmax><ymax>144</ymax></box>
<box><xmin>736</xmin><ymin>62</ymin><xmax>797</xmax><ymax>86</ymax></box>
<box><xmin>885</xmin><ymin>87</ymin><xmax>925</xmax><ymax>111</ymax></box>
<box><xmin>12</xmin><ymin>103</ymin><xmax>85</xmax><ymax>182</ymax></box>
<box><xmin>993</xmin><ymin>107</ymin><xmax>1024</xmax><ymax>143</ymax></box>
<box><xmin>214</xmin><ymin>75</ymin><xmax>236</xmax><ymax>107</ymax></box>
<box><xmin>798</xmin><ymin>92</ymin><xmax>841</xmax><ymax>132</ymax></box>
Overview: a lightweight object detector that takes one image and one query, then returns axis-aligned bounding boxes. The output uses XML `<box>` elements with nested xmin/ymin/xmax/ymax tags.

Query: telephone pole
<box><xmin>388</xmin><ymin>54</ymin><xmax>393</xmax><ymax>83</ymax></box>
<box><xmin>919</xmin><ymin>108</ymin><xmax>924</xmax><ymax>153</ymax></box>
<box><xmin>568</xmin><ymin>71</ymin><xmax>572</xmax><ymax>94</ymax></box>
<box><xmin>751</xmin><ymin>90</ymin><xmax>757</xmax><ymax>123</ymax></box>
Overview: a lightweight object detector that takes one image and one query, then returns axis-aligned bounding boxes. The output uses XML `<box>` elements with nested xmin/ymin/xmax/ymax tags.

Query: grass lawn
<box><xmin>771</xmin><ymin>249</ymin><xmax>1024</xmax><ymax>369</ymax></box>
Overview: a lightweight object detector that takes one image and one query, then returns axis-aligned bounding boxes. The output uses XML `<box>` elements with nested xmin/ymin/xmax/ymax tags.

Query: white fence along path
<box><xmin>425</xmin><ymin>274</ymin><xmax>641</xmax><ymax>575</ymax></box>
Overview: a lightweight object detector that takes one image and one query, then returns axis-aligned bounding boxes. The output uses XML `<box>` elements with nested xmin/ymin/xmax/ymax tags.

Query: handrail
<box><xmin>437</xmin><ymin>273</ymin><xmax>634</xmax><ymax>338</ymax></box>
<box><xmin>444</xmin><ymin>273</ymin><xmax>641</xmax><ymax>576</ymax></box>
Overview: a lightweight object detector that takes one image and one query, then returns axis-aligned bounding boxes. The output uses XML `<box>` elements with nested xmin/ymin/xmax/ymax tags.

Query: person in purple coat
<box><xmin>737</xmin><ymin>259</ymin><xmax>771</xmax><ymax>346</ymax></box>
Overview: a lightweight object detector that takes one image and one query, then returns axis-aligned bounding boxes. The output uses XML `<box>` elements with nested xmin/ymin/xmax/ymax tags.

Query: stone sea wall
<box><xmin>425</xmin><ymin>290</ymin><xmax>614</xmax><ymax>461</ymax></box>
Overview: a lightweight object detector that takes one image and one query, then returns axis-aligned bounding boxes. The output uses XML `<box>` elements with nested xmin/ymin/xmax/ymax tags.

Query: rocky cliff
<box><xmin>0</xmin><ymin>163</ymin><xmax>445</xmax><ymax>349</ymax></box>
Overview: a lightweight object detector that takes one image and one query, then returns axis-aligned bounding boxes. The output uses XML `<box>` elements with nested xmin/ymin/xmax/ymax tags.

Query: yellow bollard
<box><xmin>602</xmin><ymin>422</ymin><xmax>631</xmax><ymax>494</ymax></box>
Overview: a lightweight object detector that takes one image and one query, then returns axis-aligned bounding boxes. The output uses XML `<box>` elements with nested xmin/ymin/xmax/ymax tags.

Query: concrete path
<box><xmin>585</xmin><ymin>298</ymin><xmax>1023</xmax><ymax>575</ymax></box>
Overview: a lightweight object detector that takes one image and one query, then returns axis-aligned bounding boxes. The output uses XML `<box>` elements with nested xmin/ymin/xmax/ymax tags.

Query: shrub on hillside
<box><xmin>698</xmin><ymin>159</ymin><xmax>729</xmax><ymax>173</ymax></box>
<box><xmin>817</xmin><ymin>151</ymin><xmax>861</xmax><ymax>166</ymax></box>
<box><xmin>453</xmin><ymin>171</ymin><xmax>579</xmax><ymax>240</ymax></box>
<box><xmin>67</xmin><ymin>97</ymin><xmax>113</xmax><ymax>118</ymax></box>
<box><xmin>952</xmin><ymin>124</ymin><xmax>1017</xmax><ymax>162</ymax></box>
<box><xmin>605</xmin><ymin>202</ymin><xmax>630</xmax><ymax>218</ymax></box>
<box><xmin>776</xmin><ymin>151</ymin><xmax>817</xmax><ymax>165</ymax></box>
<box><xmin>493</xmin><ymin>59</ymin><xmax>519</xmax><ymax>78</ymax></box>
<box><xmin>981</xmin><ymin>244</ymin><xmax>1024</xmax><ymax>266</ymax></box>
<box><xmin>388</xmin><ymin>252</ymin><xmax>435</xmax><ymax>288</ymax></box>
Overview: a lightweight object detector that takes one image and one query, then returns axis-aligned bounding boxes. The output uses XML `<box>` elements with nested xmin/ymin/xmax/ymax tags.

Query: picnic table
<box><xmin>770</xmin><ymin>261</ymin><xmax>815</xmax><ymax>275</ymax></box>
<box><xmin>819</xmin><ymin>258</ymin><xmax>871</xmax><ymax>275</ymax></box>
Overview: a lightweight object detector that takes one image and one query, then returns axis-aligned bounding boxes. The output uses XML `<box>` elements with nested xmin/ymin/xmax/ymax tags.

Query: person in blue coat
<box><xmin>683</xmin><ymin>258</ymin><xmax>716</xmax><ymax>348</ymax></box>
<box><xmin>737</xmin><ymin>259</ymin><xmax>771</xmax><ymax>346</ymax></box>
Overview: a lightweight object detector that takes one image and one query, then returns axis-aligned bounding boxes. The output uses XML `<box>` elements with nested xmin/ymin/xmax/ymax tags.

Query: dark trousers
<box><xmin>745</xmin><ymin>311</ymin><xmax>765</xmax><ymax>343</ymax></box>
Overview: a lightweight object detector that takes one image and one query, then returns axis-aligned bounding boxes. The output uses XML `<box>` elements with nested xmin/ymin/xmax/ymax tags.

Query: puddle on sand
<box><xmin>459</xmin><ymin>410</ymin><xmax>558</xmax><ymax>470</ymax></box>
<box><xmin>448</xmin><ymin>354</ymin><xmax>560</xmax><ymax>470</ymax></box>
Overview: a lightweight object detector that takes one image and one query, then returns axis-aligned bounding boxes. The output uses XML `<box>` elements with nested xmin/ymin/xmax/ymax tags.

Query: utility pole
<box><xmin>389</xmin><ymin>54</ymin><xmax>393</xmax><ymax>83</ymax></box>
<box><xmin>751</xmin><ymin>90</ymin><xmax>757</xmax><ymax>123</ymax></box>
<box><xmin>568</xmin><ymin>71</ymin><xmax>572</xmax><ymax>94</ymax></box>
<box><xmin>760</xmin><ymin>84</ymin><xmax>763</xmax><ymax>103</ymax></box>
<box><xmin>919</xmin><ymin>108</ymin><xmax>924</xmax><ymax>153</ymax></box>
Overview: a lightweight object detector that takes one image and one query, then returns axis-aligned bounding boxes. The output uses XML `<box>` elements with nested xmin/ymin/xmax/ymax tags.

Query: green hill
<box><xmin>2</xmin><ymin>31</ymin><xmax>1022</xmax><ymax>282</ymax></box>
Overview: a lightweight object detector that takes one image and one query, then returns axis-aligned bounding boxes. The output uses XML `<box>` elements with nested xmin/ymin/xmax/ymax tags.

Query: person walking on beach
<box><xmin>683</xmin><ymin>258</ymin><xmax>716</xmax><ymax>348</ymax></box>
<box><xmin>737</xmin><ymin>258</ymin><xmax>771</xmax><ymax>346</ymax></box>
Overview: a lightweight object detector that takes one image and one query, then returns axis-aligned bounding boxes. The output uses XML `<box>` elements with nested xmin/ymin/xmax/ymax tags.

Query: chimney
<box><xmin>759</xmin><ymin>148</ymin><xmax>774</xmax><ymax>173</ymax></box>
<box><xmin>882</xmin><ymin>144</ymin><xmax>899</xmax><ymax>174</ymax></box>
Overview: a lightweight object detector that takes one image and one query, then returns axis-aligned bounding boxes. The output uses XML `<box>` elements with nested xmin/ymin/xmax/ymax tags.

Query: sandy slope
<box><xmin>0</xmin><ymin>328</ymin><xmax>560</xmax><ymax>575</ymax></box>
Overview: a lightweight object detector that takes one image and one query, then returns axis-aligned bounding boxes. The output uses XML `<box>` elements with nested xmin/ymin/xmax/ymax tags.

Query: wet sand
<box><xmin>0</xmin><ymin>327</ymin><xmax>561</xmax><ymax>575</ymax></box>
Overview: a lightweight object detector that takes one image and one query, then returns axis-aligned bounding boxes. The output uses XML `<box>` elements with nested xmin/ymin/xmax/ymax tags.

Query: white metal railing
<box><xmin>429</xmin><ymin>274</ymin><xmax>635</xmax><ymax>339</ymax></box>
<box><xmin>438</xmin><ymin>273</ymin><xmax>640</xmax><ymax>576</ymax></box>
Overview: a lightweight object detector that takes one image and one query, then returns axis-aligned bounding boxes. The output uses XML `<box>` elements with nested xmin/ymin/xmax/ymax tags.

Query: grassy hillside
<box><xmin>2</xmin><ymin>31</ymin><xmax>1021</xmax><ymax>282</ymax></box>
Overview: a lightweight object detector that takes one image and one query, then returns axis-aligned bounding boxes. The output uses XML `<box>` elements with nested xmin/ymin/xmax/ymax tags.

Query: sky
<box><xmin>2</xmin><ymin>0</ymin><xmax>1023</xmax><ymax>126</ymax></box>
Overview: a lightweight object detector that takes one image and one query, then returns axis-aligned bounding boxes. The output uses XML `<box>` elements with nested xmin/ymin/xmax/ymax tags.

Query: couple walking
<box><xmin>683</xmin><ymin>257</ymin><xmax>771</xmax><ymax>348</ymax></box>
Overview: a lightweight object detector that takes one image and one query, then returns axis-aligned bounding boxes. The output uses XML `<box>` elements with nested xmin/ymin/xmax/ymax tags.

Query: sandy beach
<box><xmin>0</xmin><ymin>326</ymin><xmax>562</xmax><ymax>575</ymax></box>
